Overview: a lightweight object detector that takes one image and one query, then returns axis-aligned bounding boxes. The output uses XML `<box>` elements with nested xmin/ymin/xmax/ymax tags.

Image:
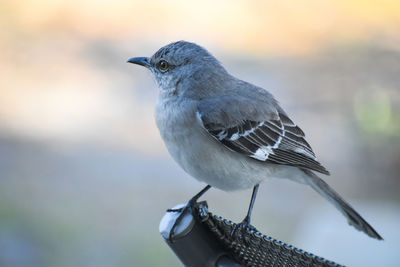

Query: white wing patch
<box><xmin>249</xmin><ymin>122</ymin><xmax>284</xmax><ymax>160</ymax></box>
<box><xmin>251</xmin><ymin>146</ymin><xmax>272</xmax><ymax>160</ymax></box>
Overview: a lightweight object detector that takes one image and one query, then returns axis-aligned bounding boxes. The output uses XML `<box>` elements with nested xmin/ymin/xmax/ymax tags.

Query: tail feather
<box><xmin>302</xmin><ymin>169</ymin><xmax>383</xmax><ymax>240</ymax></box>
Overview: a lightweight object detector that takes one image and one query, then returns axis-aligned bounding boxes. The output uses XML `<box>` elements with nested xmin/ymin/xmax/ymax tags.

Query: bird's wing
<box><xmin>197</xmin><ymin>98</ymin><xmax>330</xmax><ymax>175</ymax></box>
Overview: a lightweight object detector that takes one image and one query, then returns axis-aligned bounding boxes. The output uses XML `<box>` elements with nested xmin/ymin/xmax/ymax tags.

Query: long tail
<box><xmin>302</xmin><ymin>169</ymin><xmax>383</xmax><ymax>240</ymax></box>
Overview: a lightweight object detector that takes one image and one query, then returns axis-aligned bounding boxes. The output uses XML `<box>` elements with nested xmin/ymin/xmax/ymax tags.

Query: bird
<box><xmin>127</xmin><ymin>40</ymin><xmax>382</xmax><ymax>241</ymax></box>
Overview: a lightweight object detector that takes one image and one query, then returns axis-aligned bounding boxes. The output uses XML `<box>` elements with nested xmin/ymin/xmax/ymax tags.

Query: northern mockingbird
<box><xmin>127</xmin><ymin>41</ymin><xmax>382</xmax><ymax>240</ymax></box>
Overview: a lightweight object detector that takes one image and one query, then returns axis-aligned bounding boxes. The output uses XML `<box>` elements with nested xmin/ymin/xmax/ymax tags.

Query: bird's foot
<box><xmin>230</xmin><ymin>216</ymin><xmax>257</xmax><ymax>238</ymax></box>
<box><xmin>165</xmin><ymin>185</ymin><xmax>211</xmax><ymax>242</ymax></box>
<box><xmin>166</xmin><ymin>199</ymin><xmax>197</xmax><ymax>242</ymax></box>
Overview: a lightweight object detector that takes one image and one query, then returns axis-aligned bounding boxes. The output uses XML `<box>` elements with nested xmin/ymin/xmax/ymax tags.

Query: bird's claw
<box><xmin>167</xmin><ymin>201</ymin><xmax>196</xmax><ymax>242</ymax></box>
<box><xmin>230</xmin><ymin>218</ymin><xmax>257</xmax><ymax>238</ymax></box>
<box><xmin>167</xmin><ymin>207</ymin><xmax>184</xmax><ymax>213</ymax></box>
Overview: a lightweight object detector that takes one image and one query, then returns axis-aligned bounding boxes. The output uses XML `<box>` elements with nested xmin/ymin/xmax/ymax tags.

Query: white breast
<box><xmin>154</xmin><ymin>96</ymin><xmax>272</xmax><ymax>191</ymax></box>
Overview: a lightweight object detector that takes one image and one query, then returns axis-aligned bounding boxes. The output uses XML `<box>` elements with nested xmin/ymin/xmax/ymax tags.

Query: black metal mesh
<box><xmin>195</xmin><ymin>203</ymin><xmax>344</xmax><ymax>267</ymax></box>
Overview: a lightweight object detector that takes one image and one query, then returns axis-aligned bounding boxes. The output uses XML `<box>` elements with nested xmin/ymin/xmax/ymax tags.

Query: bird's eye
<box><xmin>158</xmin><ymin>60</ymin><xmax>169</xmax><ymax>72</ymax></box>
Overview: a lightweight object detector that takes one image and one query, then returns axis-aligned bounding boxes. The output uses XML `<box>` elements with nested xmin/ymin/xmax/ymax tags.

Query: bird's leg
<box><xmin>243</xmin><ymin>184</ymin><xmax>259</xmax><ymax>225</ymax></box>
<box><xmin>167</xmin><ymin>185</ymin><xmax>211</xmax><ymax>241</ymax></box>
<box><xmin>231</xmin><ymin>184</ymin><xmax>259</xmax><ymax>236</ymax></box>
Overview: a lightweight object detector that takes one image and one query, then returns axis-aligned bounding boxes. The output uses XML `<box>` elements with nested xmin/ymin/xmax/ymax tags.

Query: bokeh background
<box><xmin>1</xmin><ymin>0</ymin><xmax>399</xmax><ymax>266</ymax></box>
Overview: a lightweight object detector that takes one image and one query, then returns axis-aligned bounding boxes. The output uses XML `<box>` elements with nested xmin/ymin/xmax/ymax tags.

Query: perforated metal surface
<box><xmin>196</xmin><ymin>203</ymin><xmax>344</xmax><ymax>267</ymax></box>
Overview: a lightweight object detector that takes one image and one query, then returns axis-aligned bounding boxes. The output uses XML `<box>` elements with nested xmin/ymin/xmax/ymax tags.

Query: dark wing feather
<box><xmin>198</xmin><ymin>111</ymin><xmax>330</xmax><ymax>175</ymax></box>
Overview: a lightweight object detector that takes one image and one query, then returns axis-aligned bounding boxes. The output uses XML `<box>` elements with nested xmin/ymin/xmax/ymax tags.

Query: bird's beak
<box><xmin>127</xmin><ymin>57</ymin><xmax>151</xmax><ymax>68</ymax></box>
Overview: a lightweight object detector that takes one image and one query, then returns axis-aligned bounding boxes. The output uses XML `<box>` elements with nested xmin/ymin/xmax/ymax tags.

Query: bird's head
<box><xmin>127</xmin><ymin>41</ymin><xmax>228</xmax><ymax>98</ymax></box>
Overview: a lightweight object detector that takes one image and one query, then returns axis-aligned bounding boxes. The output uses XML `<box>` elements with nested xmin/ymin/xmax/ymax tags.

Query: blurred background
<box><xmin>1</xmin><ymin>0</ymin><xmax>399</xmax><ymax>266</ymax></box>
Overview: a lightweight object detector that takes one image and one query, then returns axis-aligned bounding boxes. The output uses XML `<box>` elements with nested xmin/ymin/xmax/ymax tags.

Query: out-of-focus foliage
<box><xmin>354</xmin><ymin>90</ymin><xmax>399</xmax><ymax>137</ymax></box>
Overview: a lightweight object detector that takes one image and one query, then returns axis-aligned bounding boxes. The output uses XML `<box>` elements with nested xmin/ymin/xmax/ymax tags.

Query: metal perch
<box><xmin>160</xmin><ymin>201</ymin><xmax>344</xmax><ymax>267</ymax></box>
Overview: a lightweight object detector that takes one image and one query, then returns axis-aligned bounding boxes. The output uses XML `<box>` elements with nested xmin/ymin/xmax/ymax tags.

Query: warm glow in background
<box><xmin>1</xmin><ymin>1</ymin><xmax>399</xmax><ymax>266</ymax></box>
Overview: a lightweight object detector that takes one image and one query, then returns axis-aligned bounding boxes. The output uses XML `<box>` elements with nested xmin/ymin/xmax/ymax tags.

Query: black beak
<box><xmin>127</xmin><ymin>57</ymin><xmax>151</xmax><ymax>68</ymax></box>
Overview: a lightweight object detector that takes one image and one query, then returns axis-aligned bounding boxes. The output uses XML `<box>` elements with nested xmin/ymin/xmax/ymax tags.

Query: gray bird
<box><xmin>127</xmin><ymin>41</ymin><xmax>382</xmax><ymax>240</ymax></box>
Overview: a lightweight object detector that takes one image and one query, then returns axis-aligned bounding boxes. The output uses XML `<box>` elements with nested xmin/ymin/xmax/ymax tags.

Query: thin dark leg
<box><xmin>242</xmin><ymin>184</ymin><xmax>259</xmax><ymax>225</ymax></box>
<box><xmin>167</xmin><ymin>185</ymin><xmax>211</xmax><ymax>213</ymax></box>
<box><xmin>189</xmin><ymin>185</ymin><xmax>211</xmax><ymax>204</ymax></box>
<box><xmin>167</xmin><ymin>185</ymin><xmax>211</xmax><ymax>241</ymax></box>
<box><xmin>231</xmin><ymin>184</ymin><xmax>259</xmax><ymax>236</ymax></box>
